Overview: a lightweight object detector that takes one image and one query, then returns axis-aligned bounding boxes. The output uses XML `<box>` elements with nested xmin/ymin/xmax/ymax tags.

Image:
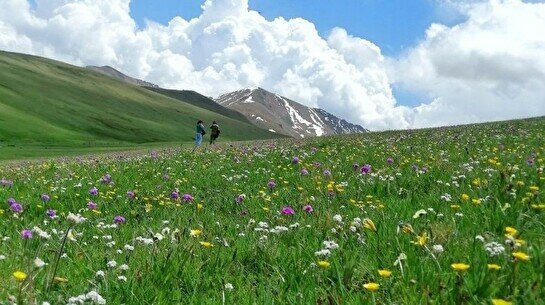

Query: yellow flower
<box><xmin>472</xmin><ymin>199</ymin><xmax>482</xmax><ymax>205</ymax></box>
<box><xmin>363</xmin><ymin>282</ymin><xmax>380</xmax><ymax>292</ymax></box>
<box><xmin>529</xmin><ymin>186</ymin><xmax>539</xmax><ymax>192</ymax></box>
<box><xmin>531</xmin><ymin>204</ymin><xmax>545</xmax><ymax>210</ymax></box>
<box><xmin>197</xmin><ymin>203</ymin><xmax>203</xmax><ymax>210</ymax></box>
<box><xmin>416</xmin><ymin>232</ymin><xmax>428</xmax><ymax>247</ymax></box>
<box><xmin>512</xmin><ymin>251</ymin><xmax>530</xmax><ymax>261</ymax></box>
<box><xmin>487</xmin><ymin>264</ymin><xmax>501</xmax><ymax>271</ymax></box>
<box><xmin>461</xmin><ymin>194</ymin><xmax>470</xmax><ymax>201</ymax></box>
<box><xmin>378</xmin><ymin>269</ymin><xmax>392</xmax><ymax>278</ymax></box>
<box><xmin>504</xmin><ymin>227</ymin><xmax>517</xmax><ymax>236</ymax></box>
<box><xmin>317</xmin><ymin>261</ymin><xmax>330</xmax><ymax>268</ymax></box>
<box><xmin>200</xmin><ymin>241</ymin><xmax>214</xmax><ymax>248</ymax></box>
<box><xmin>491</xmin><ymin>299</ymin><xmax>513</xmax><ymax>305</ymax></box>
<box><xmin>54</xmin><ymin>277</ymin><xmax>68</xmax><ymax>283</ymax></box>
<box><xmin>13</xmin><ymin>271</ymin><xmax>27</xmax><ymax>282</ymax></box>
<box><xmin>451</xmin><ymin>263</ymin><xmax>470</xmax><ymax>272</ymax></box>
<box><xmin>190</xmin><ymin>229</ymin><xmax>202</xmax><ymax>237</ymax></box>
<box><xmin>362</xmin><ymin>218</ymin><xmax>377</xmax><ymax>232</ymax></box>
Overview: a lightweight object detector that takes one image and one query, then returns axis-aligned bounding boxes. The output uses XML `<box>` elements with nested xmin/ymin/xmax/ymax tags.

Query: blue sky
<box><xmin>130</xmin><ymin>0</ymin><xmax>459</xmax><ymax>57</ymax></box>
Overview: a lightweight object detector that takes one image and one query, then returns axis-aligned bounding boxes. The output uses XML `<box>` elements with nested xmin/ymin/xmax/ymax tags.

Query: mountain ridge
<box><xmin>215</xmin><ymin>87</ymin><xmax>367</xmax><ymax>137</ymax></box>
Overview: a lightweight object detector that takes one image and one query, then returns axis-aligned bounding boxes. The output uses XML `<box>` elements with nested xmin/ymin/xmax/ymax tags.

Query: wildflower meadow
<box><xmin>1</xmin><ymin>117</ymin><xmax>544</xmax><ymax>304</ymax></box>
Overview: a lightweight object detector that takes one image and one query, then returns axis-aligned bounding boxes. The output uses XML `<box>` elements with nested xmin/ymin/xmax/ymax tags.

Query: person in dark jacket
<box><xmin>192</xmin><ymin>120</ymin><xmax>206</xmax><ymax>152</ymax></box>
<box><xmin>209</xmin><ymin>121</ymin><xmax>220</xmax><ymax>144</ymax></box>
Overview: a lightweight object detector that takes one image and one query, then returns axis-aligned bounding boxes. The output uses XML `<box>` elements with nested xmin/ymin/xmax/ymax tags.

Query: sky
<box><xmin>1</xmin><ymin>0</ymin><xmax>545</xmax><ymax>130</ymax></box>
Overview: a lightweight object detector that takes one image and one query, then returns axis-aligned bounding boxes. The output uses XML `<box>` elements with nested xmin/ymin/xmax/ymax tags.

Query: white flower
<box><xmin>475</xmin><ymin>235</ymin><xmax>485</xmax><ymax>242</ymax></box>
<box><xmin>85</xmin><ymin>291</ymin><xmax>106</xmax><ymax>304</ymax></box>
<box><xmin>107</xmin><ymin>260</ymin><xmax>117</xmax><ymax>268</ymax></box>
<box><xmin>484</xmin><ymin>242</ymin><xmax>505</xmax><ymax>257</ymax></box>
<box><xmin>117</xmin><ymin>276</ymin><xmax>127</xmax><ymax>282</ymax></box>
<box><xmin>34</xmin><ymin>257</ymin><xmax>47</xmax><ymax>268</ymax></box>
<box><xmin>432</xmin><ymin>244</ymin><xmax>444</xmax><ymax>254</ymax></box>
<box><xmin>0</xmin><ymin>255</ymin><xmax>6</xmax><ymax>260</ymax></box>
<box><xmin>333</xmin><ymin>214</ymin><xmax>343</xmax><ymax>223</ymax></box>
<box><xmin>224</xmin><ymin>283</ymin><xmax>234</xmax><ymax>291</ymax></box>
<box><xmin>67</xmin><ymin>213</ymin><xmax>86</xmax><ymax>224</ymax></box>
<box><xmin>314</xmin><ymin>249</ymin><xmax>331</xmax><ymax>257</ymax></box>
<box><xmin>154</xmin><ymin>233</ymin><xmax>164</xmax><ymax>241</ymax></box>
<box><xmin>124</xmin><ymin>244</ymin><xmax>134</xmax><ymax>251</ymax></box>
<box><xmin>322</xmin><ymin>240</ymin><xmax>339</xmax><ymax>250</ymax></box>
<box><xmin>95</xmin><ymin>270</ymin><xmax>105</xmax><ymax>278</ymax></box>
<box><xmin>33</xmin><ymin>227</ymin><xmax>51</xmax><ymax>239</ymax></box>
<box><xmin>119</xmin><ymin>264</ymin><xmax>129</xmax><ymax>271</ymax></box>
<box><xmin>42</xmin><ymin>302</ymin><xmax>51</xmax><ymax>305</ymax></box>
<box><xmin>412</xmin><ymin>209</ymin><xmax>427</xmax><ymax>219</ymax></box>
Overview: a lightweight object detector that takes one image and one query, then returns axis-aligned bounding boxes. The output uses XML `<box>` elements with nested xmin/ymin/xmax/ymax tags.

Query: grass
<box><xmin>0</xmin><ymin>117</ymin><xmax>543</xmax><ymax>304</ymax></box>
<box><xmin>0</xmin><ymin>51</ymin><xmax>283</xmax><ymax>159</ymax></box>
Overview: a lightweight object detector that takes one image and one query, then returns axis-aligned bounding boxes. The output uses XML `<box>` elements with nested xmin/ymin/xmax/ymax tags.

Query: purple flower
<box><xmin>163</xmin><ymin>174</ymin><xmax>170</xmax><ymax>180</ymax></box>
<box><xmin>267</xmin><ymin>180</ymin><xmax>276</xmax><ymax>189</ymax></box>
<box><xmin>235</xmin><ymin>194</ymin><xmax>246</xmax><ymax>204</ymax></box>
<box><xmin>41</xmin><ymin>194</ymin><xmax>50</xmax><ymax>202</ymax></box>
<box><xmin>361</xmin><ymin>164</ymin><xmax>372</xmax><ymax>174</ymax></box>
<box><xmin>10</xmin><ymin>203</ymin><xmax>23</xmax><ymax>213</ymax></box>
<box><xmin>46</xmin><ymin>209</ymin><xmax>56</xmax><ymax>218</ymax></box>
<box><xmin>114</xmin><ymin>215</ymin><xmax>126</xmax><ymax>224</ymax></box>
<box><xmin>151</xmin><ymin>150</ymin><xmax>158</xmax><ymax>160</ymax></box>
<box><xmin>7</xmin><ymin>198</ymin><xmax>16</xmax><ymax>205</ymax></box>
<box><xmin>0</xmin><ymin>179</ymin><xmax>13</xmax><ymax>187</ymax></box>
<box><xmin>182</xmin><ymin>193</ymin><xmax>193</xmax><ymax>202</ymax></box>
<box><xmin>126</xmin><ymin>191</ymin><xmax>135</xmax><ymax>199</ymax></box>
<box><xmin>101</xmin><ymin>174</ymin><xmax>112</xmax><ymax>184</ymax></box>
<box><xmin>303</xmin><ymin>204</ymin><xmax>314</xmax><ymax>213</ymax></box>
<box><xmin>89</xmin><ymin>187</ymin><xmax>99</xmax><ymax>196</ymax></box>
<box><xmin>292</xmin><ymin>156</ymin><xmax>300</xmax><ymax>164</ymax></box>
<box><xmin>300</xmin><ymin>168</ymin><xmax>309</xmax><ymax>176</ymax></box>
<box><xmin>323</xmin><ymin>169</ymin><xmax>332</xmax><ymax>177</ymax></box>
<box><xmin>387</xmin><ymin>157</ymin><xmax>394</xmax><ymax>165</ymax></box>
<box><xmin>87</xmin><ymin>201</ymin><xmax>97</xmax><ymax>210</ymax></box>
<box><xmin>281</xmin><ymin>206</ymin><xmax>295</xmax><ymax>215</ymax></box>
<box><xmin>526</xmin><ymin>158</ymin><xmax>535</xmax><ymax>166</ymax></box>
<box><xmin>313</xmin><ymin>161</ymin><xmax>321</xmax><ymax>168</ymax></box>
<box><xmin>170</xmin><ymin>191</ymin><xmax>179</xmax><ymax>200</ymax></box>
<box><xmin>21</xmin><ymin>229</ymin><xmax>33</xmax><ymax>239</ymax></box>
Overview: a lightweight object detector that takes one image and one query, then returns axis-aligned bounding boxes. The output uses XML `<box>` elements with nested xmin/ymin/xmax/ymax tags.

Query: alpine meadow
<box><xmin>1</xmin><ymin>117</ymin><xmax>544</xmax><ymax>304</ymax></box>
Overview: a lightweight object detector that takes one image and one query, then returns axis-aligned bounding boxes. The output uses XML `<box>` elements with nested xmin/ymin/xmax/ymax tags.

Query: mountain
<box><xmin>215</xmin><ymin>87</ymin><xmax>367</xmax><ymax>138</ymax></box>
<box><xmin>0</xmin><ymin>51</ymin><xmax>283</xmax><ymax>152</ymax></box>
<box><xmin>86</xmin><ymin>65</ymin><xmax>159</xmax><ymax>88</ymax></box>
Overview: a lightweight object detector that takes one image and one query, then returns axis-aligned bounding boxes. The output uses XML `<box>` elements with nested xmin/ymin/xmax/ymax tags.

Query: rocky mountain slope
<box><xmin>215</xmin><ymin>87</ymin><xmax>367</xmax><ymax>137</ymax></box>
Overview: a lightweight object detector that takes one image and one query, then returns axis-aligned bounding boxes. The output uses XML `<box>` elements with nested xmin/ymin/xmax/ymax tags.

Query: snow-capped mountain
<box><xmin>215</xmin><ymin>87</ymin><xmax>367</xmax><ymax>138</ymax></box>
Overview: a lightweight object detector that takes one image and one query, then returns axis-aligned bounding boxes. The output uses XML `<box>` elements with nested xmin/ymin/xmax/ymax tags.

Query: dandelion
<box><xmin>512</xmin><ymin>251</ymin><xmax>530</xmax><ymax>261</ymax></box>
<box><xmin>13</xmin><ymin>270</ymin><xmax>27</xmax><ymax>282</ymax></box>
<box><xmin>451</xmin><ymin>263</ymin><xmax>470</xmax><ymax>272</ymax></box>
<box><xmin>190</xmin><ymin>229</ymin><xmax>202</xmax><ymax>237</ymax></box>
<box><xmin>487</xmin><ymin>264</ymin><xmax>501</xmax><ymax>271</ymax></box>
<box><xmin>317</xmin><ymin>260</ymin><xmax>330</xmax><ymax>268</ymax></box>
<box><xmin>200</xmin><ymin>241</ymin><xmax>214</xmax><ymax>248</ymax></box>
<box><xmin>461</xmin><ymin>194</ymin><xmax>470</xmax><ymax>201</ymax></box>
<box><xmin>378</xmin><ymin>269</ymin><xmax>392</xmax><ymax>278</ymax></box>
<box><xmin>362</xmin><ymin>218</ymin><xmax>377</xmax><ymax>232</ymax></box>
<box><xmin>504</xmin><ymin>227</ymin><xmax>517</xmax><ymax>237</ymax></box>
<box><xmin>491</xmin><ymin>299</ymin><xmax>513</xmax><ymax>305</ymax></box>
<box><xmin>363</xmin><ymin>282</ymin><xmax>380</xmax><ymax>292</ymax></box>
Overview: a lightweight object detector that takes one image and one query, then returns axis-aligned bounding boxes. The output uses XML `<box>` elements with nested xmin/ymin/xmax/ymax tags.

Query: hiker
<box><xmin>192</xmin><ymin>120</ymin><xmax>206</xmax><ymax>152</ymax></box>
<box><xmin>210</xmin><ymin>121</ymin><xmax>220</xmax><ymax>144</ymax></box>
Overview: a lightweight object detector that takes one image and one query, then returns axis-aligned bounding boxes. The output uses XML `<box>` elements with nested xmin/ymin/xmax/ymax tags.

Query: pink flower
<box><xmin>303</xmin><ymin>204</ymin><xmax>314</xmax><ymax>213</ymax></box>
<box><xmin>281</xmin><ymin>206</ymin><xmax>295</xmax><ymax>215</ymax></box>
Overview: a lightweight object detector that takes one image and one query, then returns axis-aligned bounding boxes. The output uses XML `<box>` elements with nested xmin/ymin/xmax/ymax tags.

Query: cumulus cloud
<box><xmin>393</xmin><ymin>0</ymin><xmax>545</xmax><ymax>127</ymax></box>
<box><xmin>0</xmin><ymin>0</ymin><xmax>544</xmax><ymax>130</ymax></box>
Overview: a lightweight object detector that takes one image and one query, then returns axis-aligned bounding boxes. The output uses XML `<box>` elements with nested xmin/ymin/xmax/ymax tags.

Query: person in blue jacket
<box><xmin>192</xmin><ymin>120</ymin><xmax>206</xmax><ymax>152</ymax></box>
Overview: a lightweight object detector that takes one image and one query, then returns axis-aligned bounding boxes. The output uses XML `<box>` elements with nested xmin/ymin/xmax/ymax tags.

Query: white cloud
<box><xmin>0</xmin><ymin>0</ymin><xmax>544</xmax><ymax>130</ymax></box>
<box><xmin>394</xmin><ymin>0</ymin><xmax>545</xmax><ymax>127</ymax></box>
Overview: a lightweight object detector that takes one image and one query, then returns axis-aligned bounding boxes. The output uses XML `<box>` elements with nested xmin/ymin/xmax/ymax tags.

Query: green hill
<box><xmin>145</xmin><ymin>87</ymin><xmax>250</xmax><ymax>124</ymax></box>
<box><xmin>0</xmin><ymin>51</ymin><xmax>283</xmax><ymax>159</ymax></box>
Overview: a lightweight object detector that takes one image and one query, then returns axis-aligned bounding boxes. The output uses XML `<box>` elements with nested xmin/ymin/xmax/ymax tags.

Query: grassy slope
<box><xmin>0</xmin><ymin>51</ymin><xmax>283</xmax><ymax>158</ymax></box>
